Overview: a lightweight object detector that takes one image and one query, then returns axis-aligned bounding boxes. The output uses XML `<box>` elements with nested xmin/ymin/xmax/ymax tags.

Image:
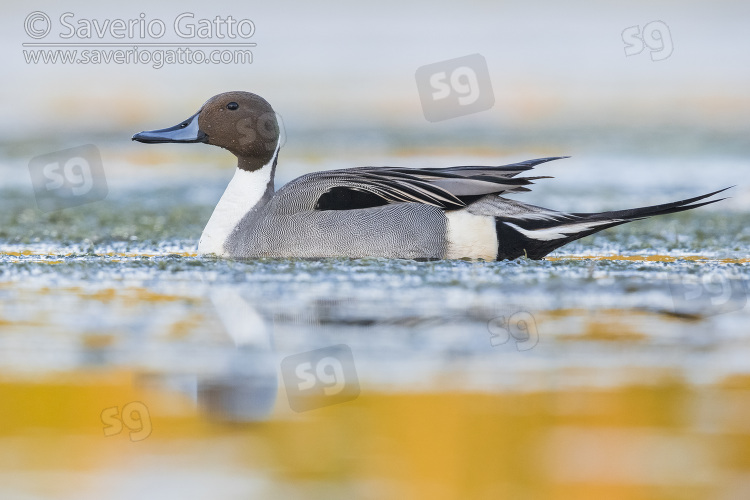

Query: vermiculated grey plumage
<box><xmin>227</xmin><ymin>202</ymin><xmax>448</xmax><ymax>259</ymax></box>
<box><xmin>223</xmin><ymin>156</ymin><xmax>728</xmax><ymax>260</ymax></box>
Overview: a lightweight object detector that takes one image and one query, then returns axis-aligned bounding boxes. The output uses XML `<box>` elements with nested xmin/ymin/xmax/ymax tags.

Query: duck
<box><xmin>132</xmin><ymin>91</ymin><xmax>728</xmax><ymax>260</ymax></box>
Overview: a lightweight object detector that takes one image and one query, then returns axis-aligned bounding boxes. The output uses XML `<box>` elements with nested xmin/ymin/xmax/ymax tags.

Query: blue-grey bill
<box><xmin>132</xmin><ymin>111</ymin><xmax>208</xmax><ymax>144</ymax></box>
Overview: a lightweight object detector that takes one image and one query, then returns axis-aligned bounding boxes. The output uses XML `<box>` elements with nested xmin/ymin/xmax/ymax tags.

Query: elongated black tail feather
<box><xmin>570</xmin><ymin>187</ymin><xmax>732</xmax><ymax>221</ymax></box>
<box><xmin>494</xmin><ymin>188</ymin><xmax>731</xmax><ymax>260</ymax></box>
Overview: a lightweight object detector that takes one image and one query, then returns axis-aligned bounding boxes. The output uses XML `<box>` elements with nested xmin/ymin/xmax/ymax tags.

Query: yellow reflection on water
<box><xmin>1</xmin><ymin>372</ymin><xmax>748</xmax><ymax>499</ymax></box>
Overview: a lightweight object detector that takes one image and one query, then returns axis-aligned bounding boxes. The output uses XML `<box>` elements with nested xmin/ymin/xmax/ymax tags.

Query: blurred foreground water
<box><xmin>0</xmin><ymin>135</ymin><xmax>749</xmax><ymax>498</ymax></box>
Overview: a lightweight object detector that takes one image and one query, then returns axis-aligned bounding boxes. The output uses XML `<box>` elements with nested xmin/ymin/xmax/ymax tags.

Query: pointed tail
<box><xmin>493</xmin><ymin>187</ymin><xmax>731</xmax><ymax>260</ymax></box>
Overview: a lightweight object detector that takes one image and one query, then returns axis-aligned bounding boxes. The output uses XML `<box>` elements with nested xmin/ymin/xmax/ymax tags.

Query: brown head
<box><xmin>132</xmin><ymin>91</ymin><xmax>281</xmax><ymax>171</ymax></box>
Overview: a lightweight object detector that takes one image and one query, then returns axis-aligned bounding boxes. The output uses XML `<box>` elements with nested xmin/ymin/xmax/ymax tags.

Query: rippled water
<box><xmin>1</xmin><ymin>147</ymin><xmax>749</xmax><ymax>499</ymax></box>
<box><xmin>4</xmin><ymin>0</ymin><xmax>750</xmax><ymax>494</ymax></box>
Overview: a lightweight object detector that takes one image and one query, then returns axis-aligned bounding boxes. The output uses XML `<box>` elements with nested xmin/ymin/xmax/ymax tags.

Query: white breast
<box><xmin>198</xmin><ymin>148</ymin><xmax>278</xmax><ymax>256</ymax></box>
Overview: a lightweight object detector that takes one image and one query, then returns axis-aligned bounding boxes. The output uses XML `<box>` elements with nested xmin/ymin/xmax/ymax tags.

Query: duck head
<box><xmin>132</xmin><ymin>91</ymin><xmax>281</xmax><ymax>171</ymax></box>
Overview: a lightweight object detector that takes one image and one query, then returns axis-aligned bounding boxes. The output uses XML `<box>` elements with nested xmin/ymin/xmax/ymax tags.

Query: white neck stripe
<box><xmin>197</xmin><ymin>140</ymin><xmax>279</xmax><ymax>256</ymax></box>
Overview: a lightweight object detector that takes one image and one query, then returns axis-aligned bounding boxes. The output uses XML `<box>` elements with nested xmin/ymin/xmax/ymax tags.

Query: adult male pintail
<box><xmin>132</xmin><ymin>91</ymin><xmax>729</xmax><ymax>260</ymax></box>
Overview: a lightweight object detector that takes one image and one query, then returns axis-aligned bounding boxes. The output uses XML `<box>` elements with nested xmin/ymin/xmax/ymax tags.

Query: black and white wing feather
<box><xmin>272</xmin><ymin>156</ymin><xmax>566</xmax><ymax>213</ymax></box>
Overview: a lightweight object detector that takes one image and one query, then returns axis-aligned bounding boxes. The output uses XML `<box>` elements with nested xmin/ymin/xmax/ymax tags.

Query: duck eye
<box><xmin>227</xmin><ymin>102</ymin><xmax>239</xmax><ymax>110</ymax></box>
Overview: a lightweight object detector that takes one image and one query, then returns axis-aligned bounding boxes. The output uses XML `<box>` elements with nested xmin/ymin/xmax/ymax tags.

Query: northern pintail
<box><xmin>132</xmin><ymin>91</ymin><xmax>728</xmax><ymax>260</ymax></box>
